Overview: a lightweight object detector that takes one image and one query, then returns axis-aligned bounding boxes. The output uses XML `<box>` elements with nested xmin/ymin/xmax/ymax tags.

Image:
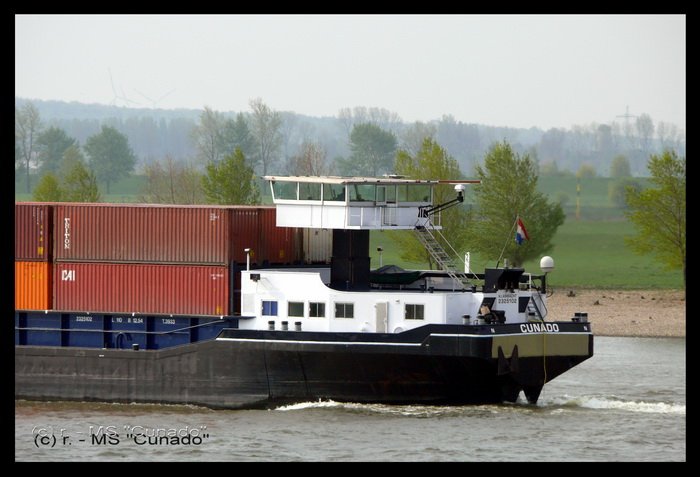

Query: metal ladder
<box><xmin>414</xmin><ymin>223</ymin><xmax>471</xmax><ymax>290</ymax></box>
<box><xmin>526</xmin><ymin>292</ymin><xmax>547</xmax><ymax>320</ymax></box>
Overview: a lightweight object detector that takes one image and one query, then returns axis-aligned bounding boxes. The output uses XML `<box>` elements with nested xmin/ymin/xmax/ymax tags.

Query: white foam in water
<box><xmin>542</xmin><ymin>395</ymin><xmax>685</xmax><ymax>415</ymax></box>
<box><xmin>275</xmin><ymin>400</ymin><xmax>344</xmax><ymax>411</ymax></box>
<box><xmin>275</xmin><ymin>400</ymin><xmax>459</xmax><ymax>416</ymax></box>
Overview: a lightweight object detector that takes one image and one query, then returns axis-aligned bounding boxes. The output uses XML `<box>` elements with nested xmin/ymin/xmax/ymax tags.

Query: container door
<box><xmin>375</xmin><ymin>301</ymin><xmax>388</xmax><ymax>333</ymax></box>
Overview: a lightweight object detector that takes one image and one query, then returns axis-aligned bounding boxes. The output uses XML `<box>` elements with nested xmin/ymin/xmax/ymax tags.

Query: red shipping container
<box><xmin>52</xmin><ymin>203</ymin><xmax>300</xmax><ymax>265</ymax></box>
<box><xmin>15</xmin><ymin>203</ymin><xmax>53</xmax><ymax>261</ymax></box>
<box><xmin>53</xmin><ymin>203</ymin><xmax>234</xmax><ymax>265</ymax></box>
<box><xmin>53</xmin><ymin>262</ymin><xmax>230</xmax><ymax>316</ymax></box>
<box><xmin>257</xmin><ymin>207</ymin><xmax>301</xmax><ymax>264</ymax></box>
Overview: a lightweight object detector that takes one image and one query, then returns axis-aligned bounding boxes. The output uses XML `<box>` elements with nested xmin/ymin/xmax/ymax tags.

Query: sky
<box><xmin>15</xmin><ymin>14</ymin><xmax>685</xmax><ymax>131</ymax></box>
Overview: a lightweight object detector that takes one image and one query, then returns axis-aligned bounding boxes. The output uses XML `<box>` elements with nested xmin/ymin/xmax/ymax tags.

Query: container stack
<box><xmin>15</xmin><ymin>203</ymin><xmax>53</xmax><ymax>310</ymax></box>
<box><xmin>15</xmin><ymin>203</ymin><xmax>303</xmax><ymax>317</ymax></box>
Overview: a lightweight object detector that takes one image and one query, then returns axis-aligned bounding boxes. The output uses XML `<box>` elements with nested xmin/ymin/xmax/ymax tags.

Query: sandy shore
<box><xmin>546</xmin><ymin>289</ymin><xmax>686</xmax><ymax>338</ymax></box>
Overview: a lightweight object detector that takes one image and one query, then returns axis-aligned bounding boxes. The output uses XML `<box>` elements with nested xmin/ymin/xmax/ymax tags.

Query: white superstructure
<box><xmin>238</xmin><ymin>267</ymin><xmax>548</xmax><ymax>333</ymax></box>
<box><xmin>264</xmin><ymin>175</ymin><xmax>468</xmax><ymax>230</ymax></box>
<box><xmin>239</xmin><ymin>176</ymin><xmax>551</xmax><ymax>334</ymax></box>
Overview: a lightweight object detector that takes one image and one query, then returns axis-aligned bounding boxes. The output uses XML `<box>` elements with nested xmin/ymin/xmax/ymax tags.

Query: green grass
<box><xmin>368</xmin><ymin>219</ymin><xmax>683</xmax><ymax>290</ymax></box>
<box><xmin>522</xmin><ymin>220</ymin><xmax>682</xmax><ymax>289</ymax></box>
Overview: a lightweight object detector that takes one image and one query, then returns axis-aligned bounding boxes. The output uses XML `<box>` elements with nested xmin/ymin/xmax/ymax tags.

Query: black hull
<box><xmin>15</xmin><ymin>323</ymin><xmax>593</xmax><ymax>408</ymax></box>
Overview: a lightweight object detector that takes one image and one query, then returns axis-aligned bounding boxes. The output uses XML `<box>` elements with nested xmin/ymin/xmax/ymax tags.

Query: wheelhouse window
<box><xmin>262</xmin><ymin>300</ymin><xmax>278</xmax><ymax>316</ymax></box>
<box><xmin>288</xmin><ymin>302</ymin><xmax>304</xmax><ymax>318</ymax></box>
<box><xmin>309</xmin><ymin>302</ymin><xmax>326</xmax><ymax>318</ymax></box>
<box><xmin>405</xmin><ymin>304</ymin><xmax>424</xmax><ymax>320</ymax></box>
<box><xmin>334</xmin><ymin>303</ymin><xmax>354</xmax><ymax>319</ymax></box>
<box><xmin>349</xmin><ymin>184</ymin><xmax>375</xmax><ymax>202</ymax></box>
<box><xmin>299</xmin><ymin>182</ymin><xmax>322</xmax><ymax>201</ymax></box>
<box><xmin>406</xmin><ymin>185</ymin><xmax>431</xmax><ymax>203</ymax></box>
<box><xmin>272</xmin><ymin>181</ymin><xmax>297</xmax><ymax>200</ymax></box>
<box><xmin>323</xmin><ymin>183</ymin><xmax>346</xmax><ymax>202</ymax></box>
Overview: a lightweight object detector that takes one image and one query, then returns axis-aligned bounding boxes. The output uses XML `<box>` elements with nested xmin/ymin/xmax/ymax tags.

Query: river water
<box><xmin>15</xmin><ymin>336</ymin><xmax>685</xmax><ymax>462</ymax></box>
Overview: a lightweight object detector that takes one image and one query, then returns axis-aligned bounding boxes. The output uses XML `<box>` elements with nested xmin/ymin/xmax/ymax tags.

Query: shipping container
<box><xmin>52</xmin><ymin>203</ymin><xmax>301</xmax><ymax>265</ymax></box>
<box><xmin>15</xmin><ymin>261</ymin><xmax>52</xmax><ymax>310</ymax></box>
<box><xmin>15</xmin><ymin>203</ymin><xmax>53</xmax><ymax>261</ymax></box>
<box><xmin>303</xmin><ymin>228</ymin><xmax>333</xmax><ymax>264</ymax></box>
<box><xmin>53</xmin><ymin>262</ymin><xmax>230</xmax><ymax>316</ymax></box>
<box><xmin>257</xmin><ymin>207</ymin><xmax>302</xmax><ymax>265</ymax></box>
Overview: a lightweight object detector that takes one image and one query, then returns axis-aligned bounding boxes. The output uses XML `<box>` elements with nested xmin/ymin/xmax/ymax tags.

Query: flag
<box><xmin>515</xmin><ymin>217</ymin><xmax>529</xmax><ymax>245</ymax></box>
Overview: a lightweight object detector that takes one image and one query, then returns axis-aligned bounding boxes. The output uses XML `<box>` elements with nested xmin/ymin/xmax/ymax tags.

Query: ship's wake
<box><xmin>275</xmin><ymin>396</ymin><xmax>685</xmax><ymax>416</ymax></box>
<box><xmin>539</xmin><ymin>395</ymin><xmax>685</xmax><ymax>415</ymax></box>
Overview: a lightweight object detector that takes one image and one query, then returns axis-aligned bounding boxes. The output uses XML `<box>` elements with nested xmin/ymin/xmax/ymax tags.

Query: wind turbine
<box><xmin>133</xmin><ymin>87</ymin><xmax>176</xmax><ymax>109</ymax></box>
<box><xmin>108</xmin><ymin>68</ymin><xmax>141</xmax><ymax>107</ymax></box>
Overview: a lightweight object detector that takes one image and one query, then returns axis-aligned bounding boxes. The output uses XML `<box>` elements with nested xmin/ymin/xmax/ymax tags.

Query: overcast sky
<box><xmin>15</xmin><ymin>14</ymin><xmax>685</xmax><ymax>131</ymax></box>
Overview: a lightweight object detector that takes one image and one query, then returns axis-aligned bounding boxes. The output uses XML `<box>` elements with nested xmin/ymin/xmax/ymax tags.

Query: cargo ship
<box><xmin>15</xmin><ymin>176</ymin><xmax>593</xmax><ymax>408</ymax></box>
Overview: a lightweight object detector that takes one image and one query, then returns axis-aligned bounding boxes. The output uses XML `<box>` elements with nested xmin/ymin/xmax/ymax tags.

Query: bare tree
<box><xmin>338</xmin><ymin>107</ymin><xmax>354</xmax><ymax>138</ymax></box>
<box><xmin>249</xmin><ymin>98</ymin><xmax>282</xmax><ymax>175</ymax></box>
<box><xmin>399</xmin><ymin>121</ymin><xmax>437</xmax><ymax>157</ymax></box>
<box><xmin>287</xmin><ymin>141</ymin><xmax>333</xmax><ymax>176</ymax></box>
<box><xmin>15</xmin><ymin>102</ymin><xmax>43</xmax><ymax>193</ymax></box>
<box><xmin>279</xmin><ymin>111</ymin><xmax>299</xmax><ymax>165</ymax></box>
<box><xmin>656</xmin><ymin>121</ymin><xmax>681</xmax><ymax>152</ymax></box>
<box><xmin>140</xmin><ymin>156</ymin><xmax>204</xmax><ymax>204</ymax></box>
<box><xmin>636</xmin><ymin>113</ymin><xmax>654</xmax><ymax>153</ymax></box>
<box><xmin>192</xmin><ymin>106</ymin><xmax>226</xmax><ymax>165</ymax></box>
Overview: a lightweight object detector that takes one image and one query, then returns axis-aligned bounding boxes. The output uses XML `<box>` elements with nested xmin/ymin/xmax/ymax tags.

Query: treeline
<box><xmin>16</xmin><ymin>97</ymin><xmax>686</xmax><ymax>183</ymax></box>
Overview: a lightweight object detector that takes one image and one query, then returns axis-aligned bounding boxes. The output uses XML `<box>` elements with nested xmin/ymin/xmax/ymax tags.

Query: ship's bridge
<box><xmin>264</xmin><ymin>175</ymin><xmax>454</xmax><ymax>230</ymax></box>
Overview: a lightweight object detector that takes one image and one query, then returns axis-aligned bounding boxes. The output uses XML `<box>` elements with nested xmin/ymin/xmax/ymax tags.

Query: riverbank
<box><xmin>547</xmin><ymin>289</ymin><xmax>686</xmax><ymax>338</ymax></box>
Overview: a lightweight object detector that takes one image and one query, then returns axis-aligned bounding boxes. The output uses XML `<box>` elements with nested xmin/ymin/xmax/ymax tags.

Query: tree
<box><xmin>287</xmin><ymin>141</ymin><xmax>333</xmax><ymax>176</ymax></box>
<box><xmin>635</xmin><ymin>113</ymin><xmax>654</xmax><ymax>153</ymax></box>
<box><xmin>337</xmin><ymin>123</ymin><xmax>397</xmax><ymax>176</ymax></box>
<box><xmin>625</xmin><ymin>150</ymin><xmax>685</xmax><ymax>287</ymax></box>
<box><xmin>201</xmin><ymin>148</ymin><xmax>260</xmax><ymax>205</ymax></box>
<box><xmin>32</xmin><ymin>173</ymin><xmax>63</xmax><ymax>201</ymax></box>
<box><xmin>36</xmin><ymin>127</ymin><xmax>77</xmax><ymax>175</ymax></box>
<box><xmin>192</xmin><ymin>106</ymin><xmax>226</xmax><ymax>165</ymax></box>
<box><xmin>399</xmin><ymin>121</ymin><xmax>437</xmax><ymax>157</ymax></box>
<box><xmin>610</xmin><ymin>154</ymin><xmax>631</xmax><ymax>178</ymax></box>
<box><xmin>59</xmin><ymin>146</ymin><xmax>101</xmax><ymax>202</ymax></box>
<box><xmin>249</xmin><ymin>98</ymin><xmax>282</xmax><ymax>175</ymax></box>
<box><xmin>391</xmin><ymin>138</ymin><xmax>467</xmax><ymax>268</ymax></box>
<box><xmin>15</xmin><ymin>102</ymin><xmax>43</xmax><ymax>193</ymax></box>
<box><xmin>84</xmin><ymin>125</ymin><xmax>136</xmax><ymax>194</ymax></box>
<box><xmin>608</xmin><ymin>177</ymin><xmax>641</xmax><ymax>208</ymax></box>
<box><xmin>221</xmin><ymin>113</ymin><xmax>257</xmax><ymax>161</ymax></box>
<box><xmin>140</xmin><ymin>156</ymin><xmax>204</xmax><ymax>204</ymax></box>
<box><xmin>466</xmin><ymin>141</ymin><xmax>565</xmax><ymax>267</ymax></box>
<box><xmin>576</xmin><ymin>163</ymin><xmax>597</xmax><ymax>179</ymax></box>
<box><xmin>279</xmin><ymin>111</ymin><xmax>299</xmax><ymax>164</ymax></box>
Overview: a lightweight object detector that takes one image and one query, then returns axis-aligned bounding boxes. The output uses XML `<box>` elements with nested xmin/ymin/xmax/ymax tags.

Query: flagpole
<box><xmin>496</xmin><ymin>215</ymin><xmax>520</xmax><ymax>268</ymax></box>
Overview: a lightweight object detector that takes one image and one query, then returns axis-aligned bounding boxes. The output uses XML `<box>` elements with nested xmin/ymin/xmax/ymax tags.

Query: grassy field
<box><xmin>15</xmin><ymin>173</ymin><xmax>682</xmax><ymax>289</ymax></box>
<box><xmin>520</xmin><ymin>220</ymin><xmax>682</xmax><ymax>289</ymax></box>
<box><xmin>369</xmin><ymin>219</ymin><xmax>683</xmax><ymax>290</ymax></box>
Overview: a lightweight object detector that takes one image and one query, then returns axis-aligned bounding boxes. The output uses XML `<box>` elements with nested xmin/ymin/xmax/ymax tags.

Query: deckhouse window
<box><xmin>407</xmin><ymin>185</ymin><xmax>431</xmax><ymax>203</ymax></box>
<box><xmin>299</xmin><ymin>182</ymin><xmax>322</xmax><ymax>201</ymax></box>
<box><xmin>334</xmin><ymin>303</ymin><xmax>354</xmax><ymax>319</ymax></box>
<box><xmin>405</xmin><ymin>304</ymin><xmax>425</xmax><ymax>320</ymax></box>
<box><xmin>288</xmin><ymin>302</ymin><xmax>304</xmax><ymax>318</ymax></box>
<box><xmin>309</xmin><ymin>302</ymin><xmax>326</xmax><ymax>318</ymax></box>
<box><xmin>349</xmin><ymin>184</ymin><xmax>375</xmax><ymax>202</ymax></box>
<box><xmin>272</xmin><ymin>181</ymin><xmax>297</xmax><ymax>200</ymax></box>
<box><xmin>323</xmin><ymin>183</ymin><xmax>346</xmax><ymax>202</ymax></box>
<box><xmin>262</xmin><ymin>300</ymin><xmax>278</xmax><ymax>316</ymax></box>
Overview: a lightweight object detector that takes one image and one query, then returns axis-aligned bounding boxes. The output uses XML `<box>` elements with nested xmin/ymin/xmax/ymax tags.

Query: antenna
<box><xmin>616</xmin><ymin>105</ymin><xmax>637</xmax><ymax>126</ymax></box>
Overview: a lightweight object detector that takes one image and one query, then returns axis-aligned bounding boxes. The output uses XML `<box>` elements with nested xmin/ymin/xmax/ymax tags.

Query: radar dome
<box><xmin>540</xmin><ymin>256</ymin><xmax>555</xmax><ymax>273</ymax></box>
